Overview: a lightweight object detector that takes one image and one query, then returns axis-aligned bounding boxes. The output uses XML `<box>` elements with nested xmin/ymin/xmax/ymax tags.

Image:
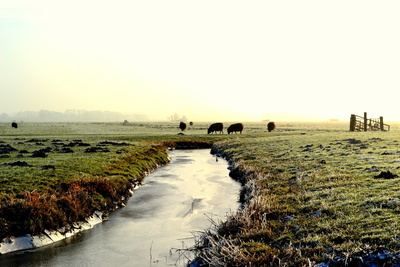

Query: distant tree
<box><xmin>169</xmin><ymin>113</ymin><xmax>179</xmax><ymax>121</ymax></box>
<box><xmin>8</xmin><ymin>109</ymin><xmax>148</xmax><ymax>122</ymax></box>
<box><xmin>0</xmin><ymin>113</ymin><xmax>10</xmax><ymax>122</ymax></box>
<box><xmin>168</xmin><ymin>113</ymin><xmax>187</xmax><ymax>122</ymax></box>
<box><xmin>38</xmin><ymin>110</ymin><xmax>64</xmax><ymax>121</ymax></box>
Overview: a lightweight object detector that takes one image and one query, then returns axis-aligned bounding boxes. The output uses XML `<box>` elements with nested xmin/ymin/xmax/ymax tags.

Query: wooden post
<box><xmin>364</xmin><ymin>112</ymin><xmax>368</xmax><ymax>131</ymax></box>
<box><xmin>380</xmin><ymin>116</ymin><xmax>384</xmax><ymax>131</ymax></box>
<box><xmin>350</xmin><ymin>114</ymin><xmax>356</xmax><ymax>132</ymax></box>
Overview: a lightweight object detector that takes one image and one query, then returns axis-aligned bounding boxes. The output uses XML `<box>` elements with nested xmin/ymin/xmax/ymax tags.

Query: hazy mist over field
<box><xmin>1</xmin><ymin>1</ymin><xmax>400</xmax><ymax>122</ymax></box>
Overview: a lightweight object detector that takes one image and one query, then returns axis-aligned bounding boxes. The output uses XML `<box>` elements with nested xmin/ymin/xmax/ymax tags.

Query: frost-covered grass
<box><xmin>196</xmin><ymin>125</ymin><xmax>400</xmax><ymax>265</ymax></box>
<box><xmin>3</xmin><ymin>121</ymin><xmax>400</xmax><ymax>265</ymax></box>
<box><xmin>0</xmin><ymin>122</ymin><xmax>216</xmax><ymax>239</ymax></box>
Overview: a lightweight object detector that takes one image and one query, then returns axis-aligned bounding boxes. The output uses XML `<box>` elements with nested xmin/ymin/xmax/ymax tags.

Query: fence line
<box><xmin>349</xmin><ymin>112</ymin><xmax>390</xmax><ymax>132</ymax></box>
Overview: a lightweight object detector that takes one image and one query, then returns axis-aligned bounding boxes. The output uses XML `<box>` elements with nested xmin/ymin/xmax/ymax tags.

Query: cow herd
<box><xmin>179</xmin><ymin>121</ymin><xmax>276</xmax><ymax>134</ymax></box>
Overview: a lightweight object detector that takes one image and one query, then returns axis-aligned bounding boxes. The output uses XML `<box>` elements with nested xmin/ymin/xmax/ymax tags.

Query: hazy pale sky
<box><xmin>1</xmin><ymin>1</ymin><xmax>400</xmax><ymax>121</ymax></box>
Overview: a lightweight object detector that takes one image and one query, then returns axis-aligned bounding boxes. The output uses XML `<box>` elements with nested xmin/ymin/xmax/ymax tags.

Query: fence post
<box><xmin>380</xmin><ymin>116</ymin><xmax>384</xmax><ymax>131</ymax></box>
<box><xmin>364</xmin><ymin>112</ymin><xmax>368</xmax><ymax>131</ymax></box>
<box><xmin>350</xmin><ymin>114</ymin><xmax>356</xmax><ymax>132</ymax></box>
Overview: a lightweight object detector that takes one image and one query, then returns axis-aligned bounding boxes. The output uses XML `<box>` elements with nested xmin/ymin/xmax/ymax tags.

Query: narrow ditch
<box><xmin>0</xmin><ymin>149</ymin><xmax>241</xmax><ymax>267</ymax></box>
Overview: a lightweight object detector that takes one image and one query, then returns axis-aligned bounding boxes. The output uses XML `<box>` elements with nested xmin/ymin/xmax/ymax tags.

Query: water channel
<box><xmin>0</xmin><ymin>149</ymin><xmax>241</xmax><ymax>267</ymax></box>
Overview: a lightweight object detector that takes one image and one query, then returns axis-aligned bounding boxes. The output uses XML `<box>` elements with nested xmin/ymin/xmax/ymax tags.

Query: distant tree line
<box><xmin>168</xmin><ymin>113</ymin><xmax>187</xmax><ymax>122</ymax></box>
<box><xmin>0</xmin><ymin>109</ymin><xmax>149</xmax><ymax>123</ymax></box>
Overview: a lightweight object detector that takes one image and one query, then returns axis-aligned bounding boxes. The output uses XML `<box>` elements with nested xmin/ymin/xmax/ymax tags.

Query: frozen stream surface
<box><xmin>0</xmin><ymin>149</ymin><xmax>241</xmax><ymax>267</ymax></box>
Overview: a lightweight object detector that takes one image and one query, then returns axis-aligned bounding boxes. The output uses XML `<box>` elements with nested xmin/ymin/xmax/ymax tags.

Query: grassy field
<box><xmin>1</xmin><ymin>121</ymin><xmax>400</xmax><ymax>265</ymax></box>
<box><xmin>193</xmin><ymin>122</ymin><xmax>400</xmax><ymax>266</ymax></box>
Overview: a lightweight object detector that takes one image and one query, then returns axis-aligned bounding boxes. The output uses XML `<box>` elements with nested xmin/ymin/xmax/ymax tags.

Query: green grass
<box><xmin>0</xmin><ymin>122</ymin><xmax>221</xmax><ymax>197</ymax></box>
<box><xmin>0</xmin><ymin>121</ymin><xmax>232</xmax><ymax>240</ymax></box>
<box><xmin>0</xmin><ymin>138</ymin><xmax>172</xmax><ymax>238</ymax></box>
<box><xmin>198</xmin><ymin>127</ymin><xmax>400</xmax><ymax>265</ymax></box>
<box><xmin>3</xmin><ymin>121</ymin><xmax>400</xmax><ymax>265</ymax></box>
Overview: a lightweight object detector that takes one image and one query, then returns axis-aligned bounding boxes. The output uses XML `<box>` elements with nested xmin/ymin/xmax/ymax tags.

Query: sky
<box><xmin>1</xmin><ymin>1</ymin><xmax>400</xmax><ymax>122</ymax></box>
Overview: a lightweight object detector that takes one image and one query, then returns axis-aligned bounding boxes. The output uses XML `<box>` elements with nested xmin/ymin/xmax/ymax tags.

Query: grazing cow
<box><xmin>208</xmin><ymin>123</ymin><xmax>223</xmax><ymax>134</ymax></box>
<box><xmin>179</xmin><ymin>122</ymin><xmax>187</xmax><ymax>131</ymax></box>
<box><xmin>267</xmin><ymin>122</ymin><xmax>276</xmax><ymax>132</ymax></box>
<box><xmin>227</xmin><ymin>123</ymin><xmax>244</xmax><ymax>134</ymax></box>
<box><xmin>11</xmin><ymin>122</ymin><xmax>18</xmax><ymax>129</ymax></box>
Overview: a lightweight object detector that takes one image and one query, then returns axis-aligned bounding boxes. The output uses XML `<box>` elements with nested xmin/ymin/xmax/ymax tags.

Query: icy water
<box><xmin>0</xmin><ymin>149</ymin><xmax>241</xmax><ymax>267</ymax></box>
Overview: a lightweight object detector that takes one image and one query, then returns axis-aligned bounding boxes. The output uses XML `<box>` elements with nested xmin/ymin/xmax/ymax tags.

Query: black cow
<box><xmin>11</xmin><ymin>122</ymin><xmax>18</xmax><ymax>129</ymax></box>
<box><xmin>227</xmin><ymin>123</ymin><xmax>244</xmax><ymax>134</ymax></box>
<box><xmin>179</xmin><ymin>122</ymin><xmax>187</xmax><ymax>131</ymax></box>
<box><xmin>208</xmin><ymin>123</ymin><xmax>223</xmax><ymax>134</ymax></box>
<box><xmin>267</xmin><ymin>122</ymin><xmax>276</xmax><ymax>132</ymax></box>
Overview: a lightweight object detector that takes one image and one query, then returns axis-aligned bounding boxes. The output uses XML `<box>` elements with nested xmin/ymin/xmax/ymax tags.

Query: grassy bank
<box><xmin>0</xmin><ymin>122</ymin><xmax>218</xmax><ymax>240</ymax></box>
<box><xmin>0</xmin><ymin>141</ymin><xmax>171</xmax><ymax>239</ymax></box>
<box><xmin>195</xmin><ymin>127</ymin><xmax>400</xmax><ymax>266</ymax></box>
<box><xmin>2</xmin><ymin>121</ymin><xmax>400</xmax><ymax>265</ymax></box>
